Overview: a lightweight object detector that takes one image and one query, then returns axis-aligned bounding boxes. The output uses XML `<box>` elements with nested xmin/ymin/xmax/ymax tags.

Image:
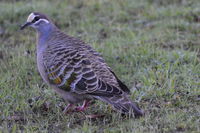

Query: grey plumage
<box><xmin>21</xmin><ymin>12</ymin><xmax>144</xmax><ymax>116</ymax></box>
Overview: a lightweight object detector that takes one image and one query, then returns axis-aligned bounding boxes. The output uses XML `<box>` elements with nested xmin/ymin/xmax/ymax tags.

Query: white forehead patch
<box><xmin>27</xmin><ymin>13</ymin><xmax>49</xmax><ymax>24</ymax></box>
<box><xmin>27</xmin><ymin>13</ymin><xmax>36</xmax><ymax>22</ymax></box>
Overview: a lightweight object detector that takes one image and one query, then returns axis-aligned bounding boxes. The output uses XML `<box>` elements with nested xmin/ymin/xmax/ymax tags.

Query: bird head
<box><xmin>20</xmin><ymin>12</ymin><xmax>51</xmax><ymax>30</ymax></box>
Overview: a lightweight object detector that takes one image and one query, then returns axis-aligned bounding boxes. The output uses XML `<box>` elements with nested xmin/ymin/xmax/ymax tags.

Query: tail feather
<box><xmin>96</xmin><ymin>95</ymin><xmax>144</xmax><ymax>117</ymax></box>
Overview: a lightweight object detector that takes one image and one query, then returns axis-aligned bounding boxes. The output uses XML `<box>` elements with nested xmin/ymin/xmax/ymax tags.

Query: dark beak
<box><xmin>20</xmin><ymin>22</ymin><xmax>32</xmax><ymax>30</ymax></box>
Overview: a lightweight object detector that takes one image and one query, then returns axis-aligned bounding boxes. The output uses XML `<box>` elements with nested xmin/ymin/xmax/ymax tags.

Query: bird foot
<box><xmin>74</xmin><ymin>106</ymin><xmax>86</xmax><ymax>112</ymax></box>
<box><xmin>63</xmin><ymin>100</ymin><xmax>91</xmax><ymax>114</ymax></box>
<box><xmin>74</xmin><ymin>100</ymin><xmax>91</xmax><ymax>112</ymax></box>
<box><xmin>63</xmin><ymin>104</ymin><xmax>74</xmax><ymax>114</ymax></box>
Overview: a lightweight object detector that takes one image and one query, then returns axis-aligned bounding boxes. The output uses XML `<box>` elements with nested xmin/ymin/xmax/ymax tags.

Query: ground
<box><xmin>0</xmin><ymin>0</ymin><xmax>200</xmax><ymax>132</ymax></box>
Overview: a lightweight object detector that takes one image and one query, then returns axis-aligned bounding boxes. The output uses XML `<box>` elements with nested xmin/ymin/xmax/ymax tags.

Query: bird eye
<box><xmin>34</xmin><ymin>16</ymin><xmax>40</xmax><ymax>21</ymax></box>
<box><xmin>32</xmin><ymin>16</ymin><xmax>40</xmax><ymax>23</ymax></box>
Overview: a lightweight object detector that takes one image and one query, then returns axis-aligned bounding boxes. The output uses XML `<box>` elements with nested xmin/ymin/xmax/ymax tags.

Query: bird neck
<box><xmin>37</xmin><ymin>23</ymin><xmax>57</xmax><ymax>45</ymax></box>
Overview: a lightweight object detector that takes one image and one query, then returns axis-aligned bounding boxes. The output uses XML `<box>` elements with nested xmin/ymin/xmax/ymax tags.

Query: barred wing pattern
<box><xmin>43</xmin><ymin>32</ymin><xmax>129</xmax><ymax>97</ymax></box>
<box><xmin>41</xmin><ymin>32</ymin><xmax>143</xmax><ymax>116</ymax></box>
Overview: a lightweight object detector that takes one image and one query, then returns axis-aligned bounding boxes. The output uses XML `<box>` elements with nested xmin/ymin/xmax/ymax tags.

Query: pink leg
<box><xmin>63</xmin><ymin>103</ymin><xmax>74</xmax><ymax>114</ymax></box>
<box><xmin>75</xmin><ymin>100</ymin><xmax>91</xmax><ymax>112</ymax></box>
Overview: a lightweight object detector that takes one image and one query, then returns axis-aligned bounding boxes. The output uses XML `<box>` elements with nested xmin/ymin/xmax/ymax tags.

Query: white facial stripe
<box><xmin>27</xmin><ymin>13</ymin><xmax>36</xmax><ymax>22</ymax></box>
<box><xmin>27</xmin><ymin>12</ymin><xmax>49</xmax><ymax>25</ymax></box>
<box><xmin>34</xmin><ymin>19</ymin><xmax>49</xmax><ymax>25</ymax></box>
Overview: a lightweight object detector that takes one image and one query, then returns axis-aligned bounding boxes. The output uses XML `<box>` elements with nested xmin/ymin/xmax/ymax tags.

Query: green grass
<box><xmin>0</xmin><ymin>0</ymin><xmax>200</xmax><ymax>132</ymax></box>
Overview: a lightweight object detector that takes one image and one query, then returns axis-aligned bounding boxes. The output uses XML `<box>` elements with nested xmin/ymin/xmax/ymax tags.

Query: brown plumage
<box><xmin>21</xmin><ymin>12</ymin><xmax>144</xmax><ymax>116</ymax></box>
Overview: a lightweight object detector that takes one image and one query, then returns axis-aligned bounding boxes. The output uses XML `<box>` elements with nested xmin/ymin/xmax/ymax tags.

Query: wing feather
<box><xmin>43</xmin><ymin>37</ymin><xmax>129</xmax><ymax>96</ymax></box>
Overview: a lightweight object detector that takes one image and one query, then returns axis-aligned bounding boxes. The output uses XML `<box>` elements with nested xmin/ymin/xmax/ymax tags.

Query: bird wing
<box><xmin>43</xmin><ymin>35</ymin><xmax>130</xmax><ymax>96</ymax></box>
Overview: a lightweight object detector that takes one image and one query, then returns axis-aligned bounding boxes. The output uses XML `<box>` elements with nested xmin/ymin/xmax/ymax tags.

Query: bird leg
<box><xmin>63</xmin><ymin>103</ymin><xmax>74</xmax><ymax>114</ymax></box>
<box><xmin>74</xmin><ymin>100</ymin><xmax>91</xmax><ymax>112</ymax></box>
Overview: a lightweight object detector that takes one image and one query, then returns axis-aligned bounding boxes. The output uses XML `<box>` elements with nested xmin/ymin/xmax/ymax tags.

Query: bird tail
<box><xmin>96</xmin><ymin>95</ymin><xmax>144</xmax><ymax>117</ymax></box>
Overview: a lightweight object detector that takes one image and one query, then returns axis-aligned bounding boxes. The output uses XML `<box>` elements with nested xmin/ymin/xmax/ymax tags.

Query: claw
<box><xmin>63</xmin><ymin>100</ymin><xmax>91</xmax><ymax>114</ymax></box>
<box><xmin>74</xmin><ymin>100</ymin><xmax>91</xmax><ymax>112</ymax></box>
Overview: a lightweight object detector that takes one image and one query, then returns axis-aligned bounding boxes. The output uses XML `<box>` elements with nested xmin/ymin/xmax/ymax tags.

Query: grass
<box><xmin>0</xmin><ymin>0</ymin><xmax>200</xmax><ymax>132</ymax></box>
